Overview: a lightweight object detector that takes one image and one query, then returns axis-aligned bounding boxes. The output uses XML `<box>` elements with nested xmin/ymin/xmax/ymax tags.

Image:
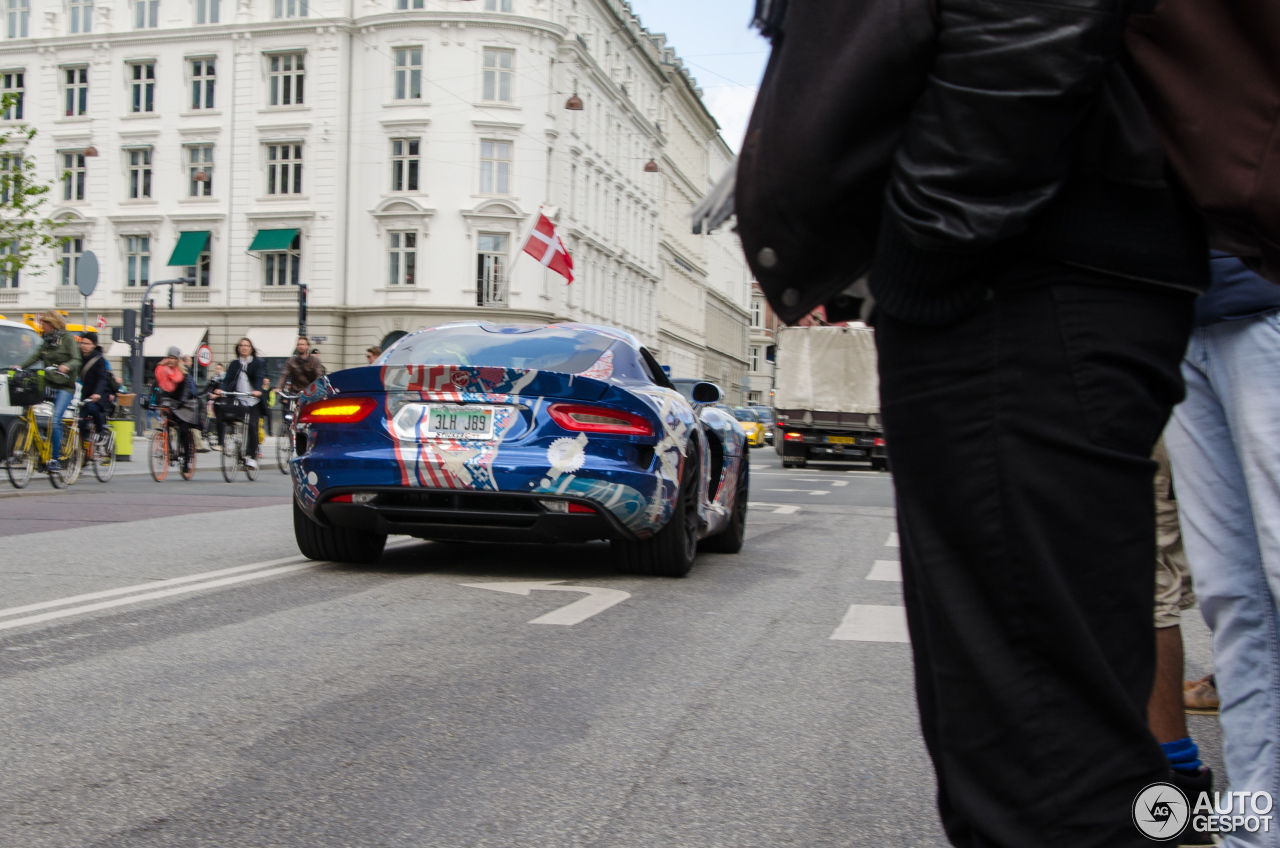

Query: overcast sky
<box><xmin>628</xmin><ymin>0</ymin><xmax>769</xmax><ymax>153</ymax></box>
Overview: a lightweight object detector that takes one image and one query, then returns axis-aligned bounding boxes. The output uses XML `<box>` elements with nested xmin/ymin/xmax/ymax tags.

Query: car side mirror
<box><xmin>691</xmin><ymin>382</ymin><xmax>722</xmax><ymax>404</ymax></box>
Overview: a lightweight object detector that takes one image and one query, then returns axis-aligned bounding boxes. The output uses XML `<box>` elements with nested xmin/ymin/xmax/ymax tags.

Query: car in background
<box><xmin>731</xmin><ymin>407</ymin><xmax>767</xmax><ymax>448</ymax></box>
<box><xmin>0</xmin><ymin>318</ymin><xmax>42</xmax><ymax>447</ymax></box>
<box><xmin>290</xmin><ymin>323</ymin><xmax>750</xmax><ymax>577</ymax></box>
<box><xmin>749</xmin><ymin>405</ymin><xmax>775</xmax><ymax>444</ymax></box>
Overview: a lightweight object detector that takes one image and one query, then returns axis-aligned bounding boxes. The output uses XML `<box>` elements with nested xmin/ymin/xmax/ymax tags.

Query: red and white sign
<box><xmin>196</xmin><ymin>343</ymin><xmax>213</xmax><ymax>367</ymax></box>
<box><xmin>95</xmin><ymin>314</ymin><xmax>107</xmax><ymax>329</ymax></box>
<box><xmin>521</xmin><ymin>210</ymin><xmax>574</xmax><ymax>283</ymax></box>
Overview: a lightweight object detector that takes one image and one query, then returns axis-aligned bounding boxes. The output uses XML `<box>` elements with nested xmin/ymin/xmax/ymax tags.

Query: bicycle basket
<box><xmin>214</xmin><ymin>397</ymin><xmax>243</xmax><ymax>423</ymax></box>
<box><xmin>6</xmin><ymin>370</ymin><xmax>44</xmax><ymax>407</ymax></box>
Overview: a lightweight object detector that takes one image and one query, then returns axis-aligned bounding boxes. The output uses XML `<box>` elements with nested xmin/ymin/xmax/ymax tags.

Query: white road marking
<box><xmin>866</xmin><ymin>560</ymin><xmax>902</xmax><ymax>582</ymax></box>
<box><xmin>764</xmin><ymin>488</ymin><xmax>830</xmax><ymax>496</ymax></box>
<box><xmin>461</xmin><ymin>580</ymin><xmax>630</xmax><ymax>626</ymax></box>
<box><xmin>830</xmin><ymin>480</ymin><xmax>849</xmax><ymax>487</ymax></box>
<box><xmin>747</xmin><ymin>501</ymin><xmax>800</xmax><ymax>515</ymax></box>
<box><xmin>886</xmin><ymin>532</ymin><xmax>900</xmax><ymax>547</ymax></box>
<box><xmin>830</xmin><ymin>605</ymin><xmax>910</xmax><ymax>642</ymax></box>
<box><xmin>0</xmin><ymin>562</ymin><xmax>319</xmax><ymax>633</ymax></box>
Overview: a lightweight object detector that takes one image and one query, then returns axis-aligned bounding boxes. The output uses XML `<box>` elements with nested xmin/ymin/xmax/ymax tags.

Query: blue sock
<box><xmin>1161</xmin><ymin>737</ymin><xmax>1202</xmax><ymax>774</ymax></box>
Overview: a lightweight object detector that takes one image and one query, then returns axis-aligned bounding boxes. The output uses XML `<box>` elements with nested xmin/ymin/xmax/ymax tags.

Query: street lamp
<box><xmin>564</xmin><ymin>93</ymin><xmax>583</xmax><ymax>111</ymax></box>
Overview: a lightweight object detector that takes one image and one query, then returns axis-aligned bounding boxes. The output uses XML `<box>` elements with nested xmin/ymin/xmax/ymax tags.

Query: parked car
<box><xmin>291</xmin><ymin>322</ymin><xmax>750</xmax><ymax>576</ymax></box>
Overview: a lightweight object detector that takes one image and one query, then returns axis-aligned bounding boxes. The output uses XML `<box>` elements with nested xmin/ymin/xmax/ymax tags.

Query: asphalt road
<box><xmin>0</xmin><ymin>448</ymin><xmax>1223</xmax><ymax>847</ymax></box>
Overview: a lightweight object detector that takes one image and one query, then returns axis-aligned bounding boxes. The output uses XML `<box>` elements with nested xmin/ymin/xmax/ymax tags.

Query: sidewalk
<box><xmin>114</xmin><ymin>434</ymin><xmax>283</xmax><ymax>475</ymax></box>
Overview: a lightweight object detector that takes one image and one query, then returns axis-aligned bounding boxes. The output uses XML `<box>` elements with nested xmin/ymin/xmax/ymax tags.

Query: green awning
<box><xmin>247</xmin><ymin>228</ymin><xmax>299</xmax><ymax>252</ymax></box>
<box><xmin>167</xmin><ymin>230</ymin><xmax>210</xmax><ymax>266</ymax></box>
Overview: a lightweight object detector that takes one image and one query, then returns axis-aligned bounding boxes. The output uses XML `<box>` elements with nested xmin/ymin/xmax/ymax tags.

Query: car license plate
<box><xmin>425</xmin><ymin>404</ymin><xmax>495</xmax><ymax>440</ymax></box>
<box><xmin>827</xmin><ymin>435</ymin><xmax>856</xmax><ymax>444</ymax></box>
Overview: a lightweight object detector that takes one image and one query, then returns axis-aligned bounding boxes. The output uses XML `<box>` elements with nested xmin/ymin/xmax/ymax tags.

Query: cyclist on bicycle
<box><xmin>76</xmin><ymin>331</ymin><xmax>113</xmax><ymax>453</ymax></box>
<box><xmin>154</xmin><ymin>346</ymin><xmax>200</xmax><ymax>475</ymax></box>
<box><xmin>212</xmin><ymin>338</ymin><xmax>265</xmax><ymax>470</ymax></box>
<box><xmin>19</xmin><ymin>311</ymin><xmax>80</xmax><ymax>472</ymax></box>
<box><xmin>278</xmin><ymin>335</ymin><xmax>324</xmax><ymax>394</ymax></box>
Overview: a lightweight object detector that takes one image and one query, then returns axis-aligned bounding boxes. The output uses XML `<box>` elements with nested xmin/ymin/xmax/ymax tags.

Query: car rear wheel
<box><xmin>614</xmin><ymin>448</ymin><xmax>700</xmax><ymax>577</ymax></box>
<box><xmin>700</xmin><ymin>462</ymin><xmax>747</xmax><ymax>554</ymax></box>
<box><xmin>293</xmin><ymin>498</ymin><xmax>387</xmax><ymax>565</ymax></box>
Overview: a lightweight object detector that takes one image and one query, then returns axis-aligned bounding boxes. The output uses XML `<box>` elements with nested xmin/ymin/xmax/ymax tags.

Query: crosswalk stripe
<box><xmin>866</xmin><ymin>560</ymin><xmax>902</xmax><ymax>582</ymax></box>
<box><xmin>885</xmin><ymin>532</ymin><xmax>899</xmax><ymax>547</ymax></box>
<box><xmin>830</xmin><ymin>604</ymin><xmax>910</xmax><ymax>642</ymax></box>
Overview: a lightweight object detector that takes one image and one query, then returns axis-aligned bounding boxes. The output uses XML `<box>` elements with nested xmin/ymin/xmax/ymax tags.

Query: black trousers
<box><xmin>876</xmin><ymin>266</ymin><xmax>1194</xmax><ymax>848</ymax></box>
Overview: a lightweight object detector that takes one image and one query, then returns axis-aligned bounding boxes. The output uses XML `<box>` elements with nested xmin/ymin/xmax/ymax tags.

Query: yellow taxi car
<box><xmin>732</xmin><ymin>407</ymin><xmax>767</xmax><ymax>448</ymax></box>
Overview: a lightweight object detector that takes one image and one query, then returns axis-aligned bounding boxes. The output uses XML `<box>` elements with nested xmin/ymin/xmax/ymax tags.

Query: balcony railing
<box><xmin>55</xmin><ymin>287</ymin><xmax>80</xmax><ymax>307</ymax></box>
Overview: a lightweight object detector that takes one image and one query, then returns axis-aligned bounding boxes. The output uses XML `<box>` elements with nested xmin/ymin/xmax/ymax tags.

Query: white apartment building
<box><xmin>0</xmin><ymin>0</ymin><xmax>749</xmax><ymax>395</ymax></box>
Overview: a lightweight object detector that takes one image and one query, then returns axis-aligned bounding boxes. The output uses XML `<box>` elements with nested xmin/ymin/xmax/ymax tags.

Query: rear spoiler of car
<box><xmin>326</xmin><ymin>364</ymin><xmax>612</xmax><ymax>403</ymax></box>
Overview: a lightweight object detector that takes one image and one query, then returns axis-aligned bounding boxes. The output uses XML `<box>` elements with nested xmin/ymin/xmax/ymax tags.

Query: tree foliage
<box><xmin>0</xmin><ymin>91</ymin><xmax>65</xmax><ymax>286</ymax></box>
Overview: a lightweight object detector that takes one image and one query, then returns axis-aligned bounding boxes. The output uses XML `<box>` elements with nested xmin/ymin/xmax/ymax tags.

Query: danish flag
<box><xmin>521</xmin><ymin>210</ymin><xmax>575</xmax><ymax>283</ymax></box>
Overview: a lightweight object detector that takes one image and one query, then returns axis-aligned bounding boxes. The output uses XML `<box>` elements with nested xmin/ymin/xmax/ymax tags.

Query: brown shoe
<box><xmin>1185</xmin><ymin>674</ymin><xmax>1220</xmax><ymax>715</ymax></box>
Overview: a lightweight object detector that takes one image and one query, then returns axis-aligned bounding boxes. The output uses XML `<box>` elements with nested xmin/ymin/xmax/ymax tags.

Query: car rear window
<box><xmin>0</xmin><ymin>325</ymin><xmax>40</xmax><ymax>371</ymax></box>
<box><xmin>383</xmin><ymin>324</ymin><xmax>615</xmax><ymax>374</ymax></box>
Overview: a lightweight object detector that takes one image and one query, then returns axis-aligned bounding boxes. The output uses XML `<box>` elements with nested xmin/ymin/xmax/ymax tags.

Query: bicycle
<box><xmin>275</xmin><ymin>390</ymin><xmax>300</xmax><ymax>474</ymax></box>
<box><xmin>149</xmin><ymin>400</ymin><xmax>196</xmax><ymax>482</ymax></box>
<box><xmin>215</xmin><ymin>391</ymin><xmax>259</xmax><ymax>483</ymax></box>
<box><xmin>3</xmin><ymin>369</ymin><xmax>84</xmax><ymax>489</ymax></box>
<box><xmin>78</xmin><ymin>403</ymin><xmax>117</xmax><ymax>483</ymax></box>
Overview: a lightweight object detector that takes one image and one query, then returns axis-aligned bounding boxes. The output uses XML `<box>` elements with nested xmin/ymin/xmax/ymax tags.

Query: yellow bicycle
<box><xmin>4</xmin><ymin>369</ymin><xmax>84</xmax><ymax>489</ymax></box>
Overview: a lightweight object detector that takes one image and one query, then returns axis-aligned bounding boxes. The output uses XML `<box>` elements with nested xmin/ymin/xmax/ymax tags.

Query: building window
<box><xmin>187</xmin><ymin>144</ymin><xmax>213</xmax><ymax>196</ymax></box>
<box><xmin>396</xmin><ymin>0</ymin><xmax>424</xmax><ymax>8</ymax></box>
<box><xmin>124</xmin><ymin>236</ymin><xmax>149</xmax><ymax>287</ymax></box>
<box><xmin>195</xmin><ymin>0</ymin><xmax>218</xmax><ymax>24</ymax></box>
<box><xmin>482</xmin><ymin>48</ymin><xmax>513</xmax><ymax>102</ymax></box>
<box><xmin>390</xmin><ymin>138</ymin><xmax>419</xmax><ymax>192</ymax></box>
<box><xmin>1</xmin><ymin>72</ymin><xmax>22</xmax><ymax>120</ymax></box>
<box><xmin>476</xmin><ymin>233</ymin><xmax>507</xmax><ymax>306</ymax></box>
<box><xmin>190</xmin><ymin>59</ymin><xmax>215</xmax><ymax>109</ymax></box>
<box><xmin>60</xmin><ymin>237</ymin><xmax>84</xmax><ymax>287</ymax></box>
<box><xmin>69</xmin><ymin>0</ymin><xmax>92</xmax><ymax>33</ymax></box>
<box><xmin>134</xmin><ymin>0</ymin><xmax>157</xmax><ymax>28</ymax></box>
<box><xmin>63</xmin><ymin>67</ymin><xmax>88</xmax><ymax>117</ymax></box>
<box><xmin>62</xmin><ymin>151</ymin><xmax>86</xmax><ymax>201</ymax></box>
<box><xmin>750</xmin><ymin>298</ymin><xmax>762</xmax><ymax>328</ymax></box>
<box><xmin>263</xmin><ymin>234</ymin><xmax>301</xmax><ymax>286</ymax></box>
<box><xmin>479</xmin><ymin>140</ymin><xmax>510</xmax><ymax>194</ymax></box>
<box><xmin>388</xmin><ymin>232</ymin><xmax>416</xmax><ymax>286</ymax></box>
<box><xmin>268</xmin><ymin>53</ymin><xmax>304</xmax><ymax>106</ymax></box>
<box><xmin>6</xmin><ymin>0</ymin><xmax>27</xmax><ymax>37</ymax></box>
<box><xmin>127</xmin><ymin>149</ymin><xmax>151</xmax><ymax>199</ymax></box>
<box><xmin>393</xmin><ymin>47</ymin><xmax>421</xmax><ymax>100</ymax></box>
<box><xmin>0</xmin><ymin>240</ymin><xmax>18</xmax><ymax>288</ymax></box>
<box><xmin>484</xmin><ymin>0</ymin><xmax>512</xmax><ymax>10</ymax></box>
<box><xmin>130</xmin><ymin>62</ymin><xmax>155</xmax><ymax>113</ymax></box>
<box><xmin>749</xmin><ymin>345</ymin><xmax>760</xmax><ymax>372</ymax></box>
<box><xmin>272</xmin><ymin>0</ymin><xmax>306</xmax><ymax>18</ymax></box>
<box><xmin>186</xmin><ymin>249</ymin><xmax>210</xmax><ymax>287</ymax></box>
<box><xmin>265</xmin><ymin>143</ymin><xmax>302</xmax><ymax>195</ymax></box>
<box><xmin>0</xmin><ymin>153</ymin><xmax>19</xmax><ymax>204</ymax></box>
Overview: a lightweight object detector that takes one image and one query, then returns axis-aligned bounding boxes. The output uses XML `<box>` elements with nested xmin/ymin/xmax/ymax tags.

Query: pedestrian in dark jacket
<box><xmin>76</xmin><ymin>331</ymin><xmax>112</xmax><ymax>444</ymax></box>
<box><xmin>213</xmin><ymin>338</ymin><xmax>266</xmax><ymax>470</ymax></box>
<box><xmin>20</xmin><ymin>310</ymin><xmax>81</xmax><ymax>470</ymax></box>
<box><xmin>735</xmin><ymin>2</ymin><xmax>1210</xmax><ymax>846</ymax></box>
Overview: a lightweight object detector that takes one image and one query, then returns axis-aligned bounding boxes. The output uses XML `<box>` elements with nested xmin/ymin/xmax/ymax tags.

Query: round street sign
<box><xmin>74</xmin><ymin>250</ymin><xmax>99</xmax><ymax>298</ymax></box>
<box><xmin>196</xmin><ymin>344</ymin><xmax>213</xmax><ymax>367</ymax></box>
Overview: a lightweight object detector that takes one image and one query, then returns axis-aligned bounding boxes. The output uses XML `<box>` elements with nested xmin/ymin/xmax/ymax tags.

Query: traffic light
<box><xmin>168</xmin><ymin>284</ymin><xmax>175</xmax><ymax>309</ymax></box>
<box><xmin>122</xmin><ymin>308</ymin><xmax>136</xmax><ymax>341</ymax></box>
<box><xmin>140</xmin><ymin>300</ymin><xmax>154</xmax><ymax>338</ymax></box>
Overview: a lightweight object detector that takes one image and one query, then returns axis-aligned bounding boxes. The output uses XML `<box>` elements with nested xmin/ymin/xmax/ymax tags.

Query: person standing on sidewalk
<box><xmin>1165</xmin><ymin>253</ymin><xmax>1280</xmax><ymax>847</ymax></box>
<box><xmin>20</xmin><ymin>311</ymin><xmax>80</xmax><ymax>472</ymax></box>
<box><xmin>734</xmin><ymin>1</ymin><xmax>1209</xmax><ymax>845</ymax></box>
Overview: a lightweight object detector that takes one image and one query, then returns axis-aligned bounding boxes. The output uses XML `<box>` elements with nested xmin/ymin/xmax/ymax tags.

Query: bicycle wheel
<box><xmin>5</xmin><ymin>419</ymin><xmax>34</xmax><ymax>489</ymax></box>
<box><xmin>93</xmin><ymin>429</ymin><xmax>116</xmax><ymax>482</ymax></box>
<box><xmin>244</xmin><ymin>444</ymin><xmax>259</xmax><ymax>481</ymax></box>
<box><xmin>149</xmin><ymin>428</ymin><xmax>170</xmax><ymax>482</ymax></box>
<box><xmin>181</xmin><ymin>429</ymin><xmax>196</xmax><ymax>480</ymax></box>
<box><xmin>276</xmin><ymin>431</ymin><xmax>292</xmax><ymax>474</ymax></box>
<box><xmin>221</xmin><ymin>424</ymin><xmax>240</xmax><ymax>483</ymax></box>
<box><xmin>58</xmin><ymin>422</ymin><xmax>83</xmax><ymax>486</ymax></box>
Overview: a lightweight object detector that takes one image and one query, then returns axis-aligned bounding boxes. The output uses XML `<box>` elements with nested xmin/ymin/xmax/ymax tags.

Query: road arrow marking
<box><xmin>461</xmin><ymin>580</ymin><xmax>631</xmax><ymax>626</ymax></box>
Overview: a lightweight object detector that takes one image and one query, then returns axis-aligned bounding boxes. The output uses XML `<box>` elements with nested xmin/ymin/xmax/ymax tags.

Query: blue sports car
<box><xmin>289</xmin><ymin>322</ymin><xmax>750</xmax><ymax>576</ymax></box>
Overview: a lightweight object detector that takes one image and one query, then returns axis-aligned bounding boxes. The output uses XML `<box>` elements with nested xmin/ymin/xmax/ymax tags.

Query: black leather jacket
<box><xmin>737</xmin><ymin>0</ymin><xmax>1207</xmax><ymax>326</ymax></box>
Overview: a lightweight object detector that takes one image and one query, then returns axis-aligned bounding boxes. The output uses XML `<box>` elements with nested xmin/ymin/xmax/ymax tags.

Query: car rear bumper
<box><xmin>312</xmin><ymin>486</ymin><xmax>642</xmax><ymax>544</ymax></box>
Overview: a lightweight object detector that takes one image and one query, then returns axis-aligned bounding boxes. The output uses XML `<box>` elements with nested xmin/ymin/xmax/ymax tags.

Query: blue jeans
<box><xmin>48</xmin><ymin>389</ymin><xmax>73</xmax><ymax>462</ymax></box>
<box><xmin>1166</xmin><ymin>310</ymin><xmax>1280</xmax><ymax>848</ymax></box>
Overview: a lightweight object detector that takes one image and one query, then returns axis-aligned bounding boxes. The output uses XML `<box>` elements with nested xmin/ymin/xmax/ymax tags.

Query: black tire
<box><xmin>5</xmin><ymin>419</ymin><xmax>33</xmax><ymax>489</ymax></box>
<box><xmin>276</xmin><ymin>432</ymin><xmax>292</xmax><ymax>474</ymax></box>
<box><xmin>93</xmin><ymin>430</ymin><xmax>116</xmax><ymax>482</ymax></box>
<box><xmin>613</xmin><ymin>448</ymin><xmax>700</xmax><ymax>577</ymax></box>
<box><xmin>221</xmin><ymin>425</ymin><xmax>239</xmax><ymax>482</ymax></box>
<box><xmin>149</xmin><ymin>429</ymin><xmax>169</xmax><ymax>482</ymax></box>
<box><xmin>57</xmin><ymin>423</ymin><xmax>83</xmax><ymax>486</ymax></box>
<box><xmin>700</xmin><ymin>461</ymin><xmax>748</xmax><ymax>554</ymax></box>
<box><xmin>292</xmin><ymin>498</ymin><xmax>387</xmax><ymax>564</ymax></box>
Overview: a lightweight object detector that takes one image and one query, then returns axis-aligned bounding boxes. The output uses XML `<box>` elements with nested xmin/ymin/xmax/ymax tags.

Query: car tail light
<box><xmin>784</xmin><ymin>432</ymin><xmax>804</xmax><ymax>442</ymax></box>
<box><xmin>299</xmin><ymin>397</ymin><xmax>377</xmax><ymax>424</ymax></box>
<box><xmin>329</xmin><ymin>493</ymin><xmax>353</xmax><ymax>503</ymax></box>
<box><xmin>539</xmin><ymin>499</ymin><xmax>598</xmax><ymax>514</ymax></box>
<box><xmin>567</xmin><ymin>502</ymin><xmax>596</xmax><ymax>514</ymax></box>
<box><xmin>874</xmin><ymin>438</ymin><xmax>886</xmax><ymax>447</ymax></box>
<box><xmin>548</xmin><ymin>403</ymin><xmax>653</xmax><ymax>436</ymax></box>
